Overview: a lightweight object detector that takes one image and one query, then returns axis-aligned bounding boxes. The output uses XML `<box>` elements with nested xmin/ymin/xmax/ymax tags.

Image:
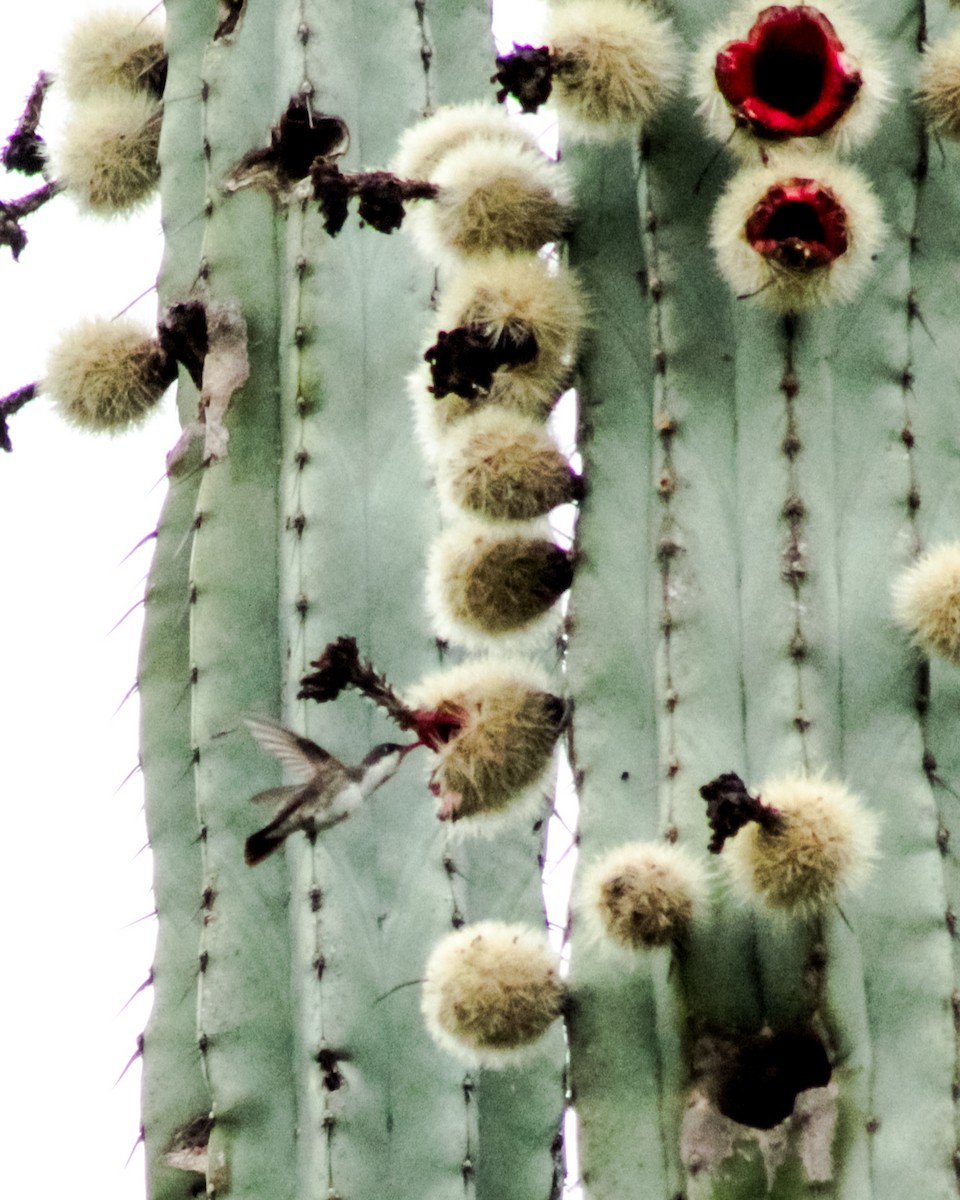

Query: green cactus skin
<box><xmin>140</xmin><ymin>2</ymin><xmax>215</xmax><ymax>1197</ymax></box>
<box><xmin>565</xmin><ymin>0</ymin><xmax>960</xmax><ymax>1196</ymax></box>
<box><xmin>143</xmin><ymin>1</ymin><xmax>565</xmax><ymax>1198</ymax></box>
<box><xmin>139</xmin><ymin>444</ymin><xmax>212</xmax><ymax>1200</ymax></box>
<box><xmin>135</xmin><ymin>0</ymin><xmax>960</xmax><ymax>1197</ymax></box>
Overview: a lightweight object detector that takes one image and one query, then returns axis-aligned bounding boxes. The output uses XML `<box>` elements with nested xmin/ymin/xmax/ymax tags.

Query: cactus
<box><xmin>14</xmin><ymin>0</ymin><xmax>960</xmax><ymax>1197</ymax></box>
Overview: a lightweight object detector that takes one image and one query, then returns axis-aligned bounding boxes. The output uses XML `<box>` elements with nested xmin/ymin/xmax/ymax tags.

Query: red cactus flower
<box><xmin>410</xmin><ymin>701</ymin><xmax>469</xmax><ymax>751</ymax></box>
<box><xmin>744</xmin><ymin>177</ymin><xmax>848</xmax><ymax>270</ymax></box>
<box><xmin>715</xmin><ymin>5</ymin><xmax>862</xmax><ymax>140</ymax></box>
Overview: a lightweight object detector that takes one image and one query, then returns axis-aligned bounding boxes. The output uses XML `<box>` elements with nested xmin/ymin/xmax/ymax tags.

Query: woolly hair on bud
<box><xmin>411</xmin><ymin>140</ymin><xmax>572</xmax><ymax>264</ymax></box>
<box><xmin>710</xmin><ymin>149</ymin><xmax>884</xmax><ymax>313</ymax></box>
<box><xmin>917</xmin><ymin>31</ymin><xmax>960</xmax><ymax>140</ymax></box>
<box><xmin>54</xmin><ymin>89</ymin><xmax>162</xmax><ymax>215</ymax></box>
<box><xmin>892</xmin><ymin>543</ymin><xmax>960</xmax><ymax>663</ymax></box>
<box><xmin>392</xmin><ymin>103</ymin><xmax>539</xmax><ymax>181</ymax></box>
<box><xmin>59</xmin><ymin>8</ymin><xmax>166</xmax><ymax>100</ymax></box>
<box><xmin>425</xmin><ymin>519</ymin><xmax>573</xmax><ymax>648</ymax></box>
<box><xmin>578</xmin><ymin>841</ymin><xmax>709</xmax><ymax>952</ymax></box>
<box><xmin>723</xmin><ymin>774</ymin><xmax>879</xmax><ymax>916</ymax></box>
<box><xmin>421</xmin><ymin>921</ymin><xmax>564</xmax><ymax>1066</ymax></box>
<box><xmin>432</xmin><ymin>252</ymin><xmax>585</xmax><ymax>423</ymax></box>
<box><xmin>407</xmin><ymin>656</ymin><xmax>564</xmax><ymax>823</ymax></box>
<box><xmin>544</xmin><ymin>0</ymin><xmax>683</xmax><ymax>140</ymax></box>
<box><xmin>691</xmin><ymin>0</ymin><xmax>890</xmax><ymax>158</ymax></box>
<box><xmin>45</xmin><ymin>316</ymin><xmax>173</xmax><ymax>433</ymax></box>
<box><xmin>436</xmin><ymin>409</ymin><xmax>579</xmax><ymax>522</ymax></box>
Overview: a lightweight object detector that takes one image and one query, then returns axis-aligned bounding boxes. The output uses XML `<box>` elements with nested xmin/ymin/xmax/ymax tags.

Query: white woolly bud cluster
<box><xmin>578</xmin><ymin>841</ymin><xmax>709</xmax><ymax>951</ymax></box>
<box><xmin>710</xmin><ymin>149</ymin><xmax>884</xmax><ymax>312</ymax></box>
<box><xmin>51</xmin><ymin>9</ymin><xmax>165</xmax><ymax>215</ymax></box>
<box><xmin>392</xmin><ymin>104</ymin><xmax>580</xmax><ymax>825</ymax></box>
<box><xmin>421</xmin><ymin>922</ymin><xmax>564</xmax><ymax>1066</ymax></box>
<box><xmin>893</xmin><ymin>544</ymin><xmax>960</xmax><ymax>664</ymax></box>
<box><xmin>545</xmin><ymin>0</ymin><xmax>684</xmax><ymax>141</ymax></box>
<box><xmin>45</xmin><ymin>316</ymin><xmax>172</xmax><ymax>433</ymax></box>
<box><xmin>723</xmin><ymin>774</ymin><xmax>879</xmax><ymax>916</ymax></box>
<box><xmin>406</xmin><ymin>656</ymin><xmax>564</xmax><ymax>827</ymax></box>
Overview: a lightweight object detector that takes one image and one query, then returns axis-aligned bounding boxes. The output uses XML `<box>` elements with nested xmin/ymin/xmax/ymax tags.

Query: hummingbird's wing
<box><xmin>248</xmin><ymin>785</ymin><xmax>301</xmax><ymax>807</ymax></box>
<box><xmin>244</xmin><ymin>716</ymin><xmax>337</xmax><ymax>782</ymax></box>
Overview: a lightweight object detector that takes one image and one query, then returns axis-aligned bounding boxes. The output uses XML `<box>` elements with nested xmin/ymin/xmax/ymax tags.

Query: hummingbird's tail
<box><xmin>244</xmin><ymin>785</ymin><xmax>304</xmax><ymax>866</ymax></box>
<box><xmin>244</xmin><ymin>826</ymin><xmax>286</xmax><ymax>866</ymax></box>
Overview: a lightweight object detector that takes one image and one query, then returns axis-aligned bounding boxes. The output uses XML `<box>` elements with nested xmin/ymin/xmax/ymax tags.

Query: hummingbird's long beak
<box><xmin>399</xmin><ymin>740</ymin><xmax>425</xmax><ymax>759</ymax></box>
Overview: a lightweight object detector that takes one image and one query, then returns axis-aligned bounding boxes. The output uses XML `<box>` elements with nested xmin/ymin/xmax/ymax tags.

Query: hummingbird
<box><xmin>243</xmin><ymin>717</ymin><xmax>420</xmax><ymax>866</ymax></box>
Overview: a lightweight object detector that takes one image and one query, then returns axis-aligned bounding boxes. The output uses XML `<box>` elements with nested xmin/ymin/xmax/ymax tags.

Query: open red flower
<box><xmin>745</xmin><ymin>177</ymin><xmax>848</xmax><ymax>270</ymax></box>
<box><xmin>715</xmin><ymin>5</ymin><xmax>862</xmax><ymax>139</ymax></box>
<box><xmin>711</xmin><ymin>152</ymin><xmax>884</xmax><ymax>311</ymax></box>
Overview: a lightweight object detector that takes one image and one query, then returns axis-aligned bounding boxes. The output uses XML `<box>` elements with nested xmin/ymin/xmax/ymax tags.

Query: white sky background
<box><xmin>0</xmin><ymin>3</ymin><xmax>566</xmax><ymax>1199</ymax></box>
<box><xmin>0</xmin><ymin>5</ymin><xmax>176</xmax><ymax>1199</ymax></box>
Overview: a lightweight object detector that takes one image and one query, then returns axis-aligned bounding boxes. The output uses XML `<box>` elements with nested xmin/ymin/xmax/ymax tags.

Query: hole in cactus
<box><xmin>215</xmin><ymin>0</ymin><xmax>245</xmax><ymax>39</ymax></box>
<box><xmin>229</xmin><ymin>98</ymin><xmax>349</xmax><ymax>195</ymax></box>
<box><xmin>713</xmin><ymin>1029</ymin><xmax>832</xmax><ymax>1129</ymax></box>
<box><xmin>275</xmin><ymin>100</ymin><xmax>349</xmax><ymax>182</ymax></box>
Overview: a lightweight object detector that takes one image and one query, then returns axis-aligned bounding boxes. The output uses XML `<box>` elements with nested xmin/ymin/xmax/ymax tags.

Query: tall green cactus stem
<box><xmin>566</xmin><ymin>0</ymin><xmax>960</xmax><ymax>1195</ymax></box>
<box><xmin>186</xmin><ymin>2</ymin><xmax>296</xmax><ymax>1195</ymax></box>
<box><xmin>140</xmin><ymin>2</ymin><xmax>216</xmax><ymax>1196</ymax></box>
<box><xmin>142</xmin><ymin>1</ymin><xmax>564</xmax><ymax>1198</ymax></box>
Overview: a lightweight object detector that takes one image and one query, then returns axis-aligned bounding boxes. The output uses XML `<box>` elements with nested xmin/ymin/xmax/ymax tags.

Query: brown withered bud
<box><xmin>0</xmin><ymin>179</ymin><xmax>61</xmax><ymax>261</ymax></box>
<box><xmin>700</xmin><ymin>771</ymin><xmax>784</xmax><ymax>854</ymax></box>
<box><xmin>298</xmin><ymin>636</ymin><xmax>468</xmax><ymax>747</ymax></box>
<box><xmin>492</xmin><ymin>44</ymin><xmax>555</xmax><ymax>113</ymax></box>
<box><xmin>311</xmin><ymin>162</ymin><xmax>437</xmax><ymax>236</ymax></box>
<box><xmin>3</xmin><ymin>73</ymin><xmax>51</xmax><ymax>175</ymax></box>
<box><xmin>300</xmin><ymin>635</ymin><xmax>362</xmax><ymax>703</ymax></box>
<box><xmin>0</xmin><ymin>382</ymin><xmax>37</xmax><ymax>453</ymax></box>
<box><xmin>356</xmin><ymin>171</ymin><xmax>407</xmax><ymax>233</ymax></box>
<box><xmin>311</xmin><ymin>160</ymin><xmax>351</xmax><ymax>234</ymax></box>
<box><xmin>425</xmin><ymin>323</ymin><xmax>538</xmax><ymax>400</ymax></box>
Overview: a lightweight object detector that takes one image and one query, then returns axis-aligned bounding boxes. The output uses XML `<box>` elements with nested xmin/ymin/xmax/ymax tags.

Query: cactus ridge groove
<box><xmin>645</xmin><ymin>177</ymin><xmax>683</xmax><ymax>830</ymax></box>
<box><xmin>779</xmin><ymin>317</ymin><xmax>812</xmax><ymax>771</ymax></box>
